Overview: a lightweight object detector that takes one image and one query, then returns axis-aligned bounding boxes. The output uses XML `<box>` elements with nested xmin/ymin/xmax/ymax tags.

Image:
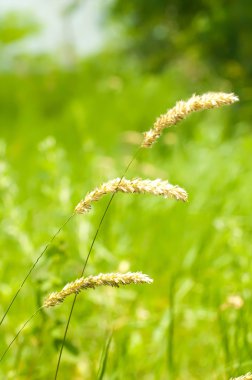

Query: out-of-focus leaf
<box><xmin>0</xmin><ymin>12</ymin><xmax>40</xmax><ymax>44</ymax></box>
<box><xmin>54</xmin><ymin>338</ymin><xmax>79</xmax><ymax>356</ymax></box>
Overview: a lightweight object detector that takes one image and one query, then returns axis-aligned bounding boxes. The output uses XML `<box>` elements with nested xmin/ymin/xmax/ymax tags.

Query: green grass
<box><xmin>0</xmin><ymin>58</ymin><xmax>250</xmax><ymax>379</ymax></box>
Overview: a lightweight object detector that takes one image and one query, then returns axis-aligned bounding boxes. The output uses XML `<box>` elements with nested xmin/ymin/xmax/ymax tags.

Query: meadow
<box><xmin>0</xmin><ymin>56</ymin><xmax>251</xmax><ymax>379</ymax></box>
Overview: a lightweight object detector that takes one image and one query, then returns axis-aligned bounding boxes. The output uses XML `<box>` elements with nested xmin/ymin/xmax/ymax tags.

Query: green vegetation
<box><xmin>0</xmin><ymin>4</ymin><xmax>251</xmax><ymax>379</ymax></box>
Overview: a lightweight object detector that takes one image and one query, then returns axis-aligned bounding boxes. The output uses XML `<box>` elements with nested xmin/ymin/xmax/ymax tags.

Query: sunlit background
<box><xmin>0</xmin><ymin>1</ymin><xmax>252</xmax><ymax>379</ymax></box>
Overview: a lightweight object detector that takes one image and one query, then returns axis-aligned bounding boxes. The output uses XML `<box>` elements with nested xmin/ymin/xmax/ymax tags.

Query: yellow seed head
<box><xmin>142</xmin><ymin>92</ymin><xmax>239</xmax><ymax>148</ymax></box>
<box><xmin>44</xmin><ymin>272</ymin><xmax>153</xmax><ymax>308</ymax></box>
<box><xmin>230</xmin><ymin>373</ymin><xmax>252</xmax><ymax>380</ymax></box>
<box><xmin>75</xmin><ymin>177</ymin><xmax>188</xmax><ymax>214</ymax></box>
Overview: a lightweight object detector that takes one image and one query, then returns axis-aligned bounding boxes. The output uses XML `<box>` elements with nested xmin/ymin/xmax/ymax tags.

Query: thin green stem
<box><xmin>167</xmin><ymin>275</ymin><xmax>177</xmax><ymax>377</ymax></box>
<box><xmin>0</xmin><ymin>307</ymin><xmax>43</xmax><ymax>363</ymax></box>
<box><xmin>0</xmin><ymin>214</ymin><xmax>75</xmax><ymax>327</ymax></box>
<box><xmin>97</xmin><ymin>331</ymin><xmax>113</xmax><ymax>380</ymax></box>
<box><xmin>54</xmin><ymin>294</ymin><xmax>77</xmax><ymax>380</ymax></box>
<box><xmin>54</xmin><ymin>147</ymin><xmax>141</xmax><ymax>379</ymax></box>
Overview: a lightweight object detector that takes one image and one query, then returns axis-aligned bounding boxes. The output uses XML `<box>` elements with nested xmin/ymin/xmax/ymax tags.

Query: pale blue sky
<box><xmin>1</xmin><ymin>0</ymin><xmax>105</xmax><ymax>55</ymax></box>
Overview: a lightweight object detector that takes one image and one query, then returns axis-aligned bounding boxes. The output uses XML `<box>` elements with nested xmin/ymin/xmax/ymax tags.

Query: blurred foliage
<box><xmin>0</xmin><ymin>12</ymin><xmax>39</xmax><ymax>45</ymax></box>
<box><xmin>0</xmin><ymin>4</ymin><xmax>251</xmax><ymax>380</ymax></box>
<box><xmin>107</xmin><ymin>0</ymin><xmax>252</xmax><ymax>87</ymax></box>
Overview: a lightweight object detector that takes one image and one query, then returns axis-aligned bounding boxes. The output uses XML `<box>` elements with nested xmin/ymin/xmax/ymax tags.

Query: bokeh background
<box><xmin>0</xmin><ymin>1</ymin><xmax>252</xmax><ymax>379</ymax></box>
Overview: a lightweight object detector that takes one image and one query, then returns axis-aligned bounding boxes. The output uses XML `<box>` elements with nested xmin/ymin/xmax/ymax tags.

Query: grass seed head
<box><xmin>142</xmin><ymin>92</ymin><xmax>239</xmax><ymax>147</ymax></box>
<box><xmin>230</xmin><ymin>373</ymin><xmax>252</xmax><ymax>380</ymax></box>
<box><xmin>75</xmin><ymin>177</ymin><xmax>188</xmax><ymax>214</ymax></box>
<box><xmin>44</xmin><ymin>272</ymin><xmax>153</xmax><ymax>308</ymax></box>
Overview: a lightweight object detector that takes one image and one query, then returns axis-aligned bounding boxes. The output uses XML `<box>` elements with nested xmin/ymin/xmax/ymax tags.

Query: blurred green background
<box><xmin>0</xmin><ymin>1</ymin><xmax>251</xmax><ymax>379</ymax></box>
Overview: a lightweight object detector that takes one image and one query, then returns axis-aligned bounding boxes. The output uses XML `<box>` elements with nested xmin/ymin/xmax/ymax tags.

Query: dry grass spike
<box><xmin>230</xmin><ymin>373</ymin><xmax>252</xmax><ymax>380</ymax></box>
<box><xmin>142</xmin><ymin>92</ymin><xmax>239</xmax><ymax>147</ymax></box>
<box><xmin>44</xmin><ymin>272</ymin><xmax>153</xmax><ymax>308</ymax></box>
<box><xmin>75</xmin><ymin>177</ymin><xmax>188</xmax><ymax>214</ymax></box>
